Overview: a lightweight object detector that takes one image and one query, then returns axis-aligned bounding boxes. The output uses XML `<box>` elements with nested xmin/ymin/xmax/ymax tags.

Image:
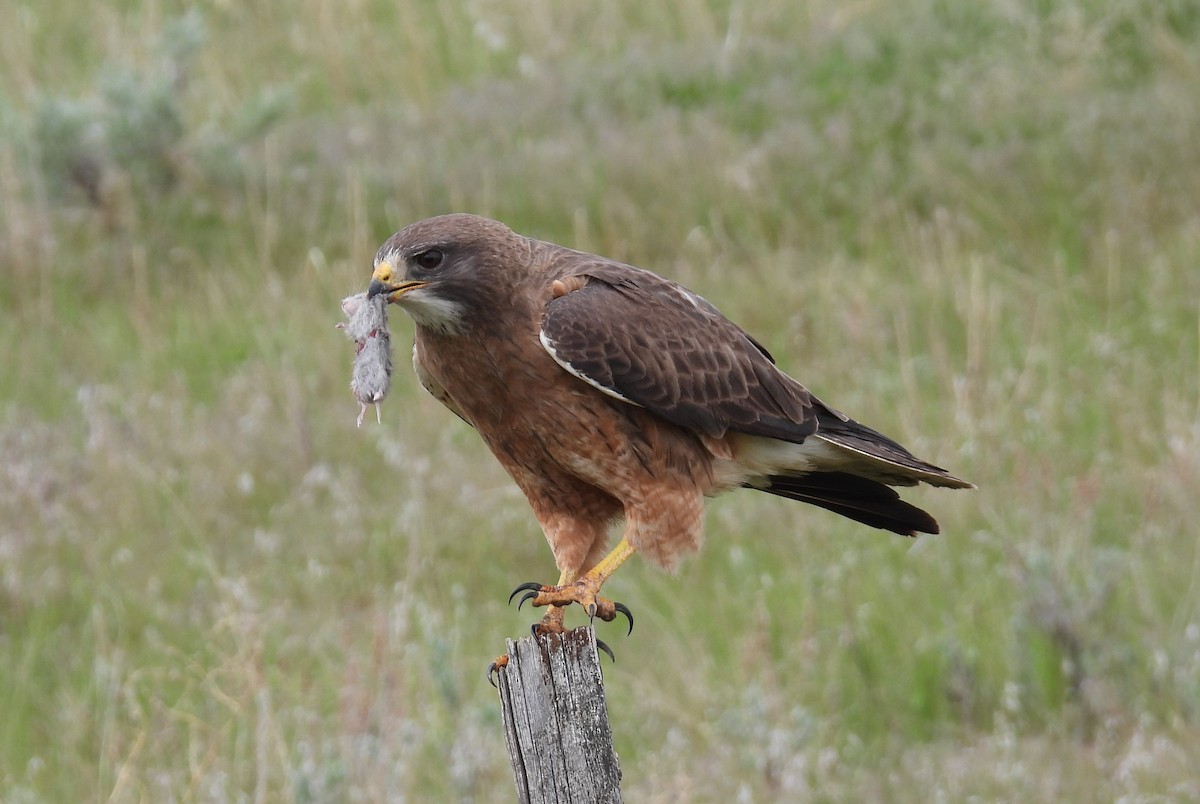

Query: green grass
<box><xmin>3</xmin><ymin>0</ymin><xmax>1200</xmax><ymax>799</ymax></box>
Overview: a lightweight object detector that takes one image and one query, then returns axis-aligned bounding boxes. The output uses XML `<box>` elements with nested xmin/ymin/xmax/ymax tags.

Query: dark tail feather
<box><xmin>753</xmin><ymin>471</ymin><xmax>940</xmax><ymax>536</ymax></box>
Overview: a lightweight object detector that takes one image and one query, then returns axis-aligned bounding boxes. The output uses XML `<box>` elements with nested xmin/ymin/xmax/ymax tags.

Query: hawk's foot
<box><xmin>508</xmin><ymin>580</ymin><xmax>634</xmax><ymax>635</ymax></box>
<box><xmin>487</xmin><ymin>626</ymin><xmax>616</xmax><ymax>688</ymax></box>
<box><xmin>531</xmin><ymin>604</ymin><xmax>567</xmax><ymax>636</ymax></box>
<box><xmin>487</xmin><ymin>654</ymin><xmax>508</xmax><ymax>688</ymax></box>
<box><xmin>530</xmin><ymin>612</ymin><xmax>617</xmax><ymax>661</ymax></box>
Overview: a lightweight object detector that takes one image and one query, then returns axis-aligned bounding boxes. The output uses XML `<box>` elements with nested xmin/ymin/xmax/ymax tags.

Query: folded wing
<box><xmin>539</xmin><ymin>261</ymin><xmax>820</xmax><ymax>443</ymax></box>
<box><xmin>537</xmin><ymin>258</ymin><xmax>972</xmax><ymax>537</ymax></box>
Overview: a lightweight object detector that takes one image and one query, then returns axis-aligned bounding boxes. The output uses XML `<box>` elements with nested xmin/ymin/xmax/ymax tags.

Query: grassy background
<box><xmin>2</xmin><ymin>0</ymin><xmax>1199</xmax><ymax>799</ymax></box>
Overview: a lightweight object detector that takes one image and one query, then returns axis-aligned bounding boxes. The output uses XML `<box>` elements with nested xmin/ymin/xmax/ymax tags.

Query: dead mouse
<box><xmin>337</xmin><ymin>292</ymin><xmax>393</xmax><ymax>427</ymax></box>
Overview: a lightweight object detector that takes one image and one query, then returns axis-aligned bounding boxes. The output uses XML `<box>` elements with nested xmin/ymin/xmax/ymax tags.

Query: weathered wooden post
<box><xmin>494</xmin><ymin>627</ymin><xmax>623</xmax><ymax>803</ymax></box>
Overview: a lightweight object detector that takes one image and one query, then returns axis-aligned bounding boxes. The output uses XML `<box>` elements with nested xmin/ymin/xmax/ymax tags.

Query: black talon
<box><xmin>614</xmin><ymin>601</ymin><xmax>634</xmax><ymax>635</ymax></box>
<box><xmin>586</xmin><ymin>602</ymin><xmax>598</xmax><ymax>621</ymax></box>
<box><xmin>530</xmin><ymin>623</ymin><xmax>541</xmax><ymax>638</ymax></box>
<box><xmin>517</xmin><ymin>590</ymin><xmax>539</xmax><ymax>611</ymax></box>
<box><xmin>487</xmin><ymin>662</ymin><xmax>501</xmax><ymax>688</ymax></box>
<box><xmin>596</xmin><ymin>639</ymin><xmax>616</xmax><ymax>664</ymax></box>
<box><xmin>508</xmin><ymin>582</ymin><xmax>544</xmax><ymax>605</ymax></box>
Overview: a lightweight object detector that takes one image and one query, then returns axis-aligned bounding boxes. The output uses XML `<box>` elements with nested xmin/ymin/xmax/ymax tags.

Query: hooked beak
<box><xmin>367</xmin><ymin>261</ymin><xmax>427</xmax><ymax>301</ymax></box>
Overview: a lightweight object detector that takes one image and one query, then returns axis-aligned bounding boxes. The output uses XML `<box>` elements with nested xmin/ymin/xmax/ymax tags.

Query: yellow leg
<box><xmin>578</xmin><ymin>536</ymin><xmax>637</xmax><ymax>589</ymax></box>
<box><xmin>511</xmin><ymin>537</ymin><xmax>638</xmax><ymax>630</ymax></box>
<box><xmin>537</xmin><ymin>568</ymin><xmax>578</xmax><ymax>634</ymax></box>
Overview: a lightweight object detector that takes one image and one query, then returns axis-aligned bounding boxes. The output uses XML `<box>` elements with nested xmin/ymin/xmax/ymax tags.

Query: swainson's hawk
<box><xmin>367</xmin><ymin>214</ymin><xmax>972</xmax><ymax>642</ymax></box>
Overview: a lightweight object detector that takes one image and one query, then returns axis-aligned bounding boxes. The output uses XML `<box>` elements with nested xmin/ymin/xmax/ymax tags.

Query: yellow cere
<box><xmin>372</xmin><ymin>261</ymin><xmax>394</xmax><ymax>284</ymax></box>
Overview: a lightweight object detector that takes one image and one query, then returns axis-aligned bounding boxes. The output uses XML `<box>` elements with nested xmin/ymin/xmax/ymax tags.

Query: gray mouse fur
<box><xmin>338</xmin><ymin>292</ymin><xmax>393</xmax><ymax>427</ymax></box>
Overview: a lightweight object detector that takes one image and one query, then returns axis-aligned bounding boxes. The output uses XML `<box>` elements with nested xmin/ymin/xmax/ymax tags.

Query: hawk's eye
<box><xmin>413</xmin><ymin>249</ymin><xmax>444</xmax><ymax>271</ymax></box>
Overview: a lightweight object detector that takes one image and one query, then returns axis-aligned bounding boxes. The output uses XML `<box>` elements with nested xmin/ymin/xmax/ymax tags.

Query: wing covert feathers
<box><xmin>539</xmin><ymin>264</ymin><xmax>819</xmax><ymax>443</ymax></box>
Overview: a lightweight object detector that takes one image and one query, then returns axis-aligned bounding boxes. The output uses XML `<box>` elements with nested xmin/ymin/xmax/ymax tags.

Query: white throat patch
<box><xmin>397</xmin><ymin>288</ymin><xmax>467</xmax><ymax>335</ymax></box>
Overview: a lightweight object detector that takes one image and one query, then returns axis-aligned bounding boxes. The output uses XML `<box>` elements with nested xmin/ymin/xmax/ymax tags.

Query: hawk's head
<box><xmin>367</xmin><ymin>213</ymin><xmax>528</xmax><ymax>336</ymax></box>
